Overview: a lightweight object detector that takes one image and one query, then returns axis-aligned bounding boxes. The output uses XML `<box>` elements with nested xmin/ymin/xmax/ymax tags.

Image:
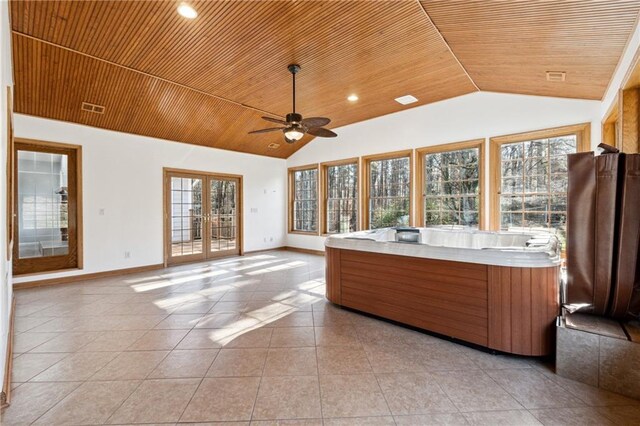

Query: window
<box><xmin>13</xmin><ymin>139</ymin><xmax>83</xmax><ymax>275</ymax></box>
<box><xmin>490</xmin><ymin>123</ymin><xmax>590</xmax><ymax>244</ymax></box>
<box><xmin>289</xmin><ymin>165</ymin><xmax>319</xmax><ymax>233</ymax></box>
<box><xmin>322</xmin><ymin>159</ymin><xmax>358</xmax><ymax>234</ymax></box>
<box><xmin>417</xmin><ymin>140</ymin><xmax>484</xmax><ymax>229</ymax></box>
<box><xmin>363</xmin><ymin>151</ymin><xmax>412</xmax><ymax>229</ymax></box>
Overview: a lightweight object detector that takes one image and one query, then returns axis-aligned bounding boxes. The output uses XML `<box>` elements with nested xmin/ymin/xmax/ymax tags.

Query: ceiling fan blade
<box><xmin>248</xmin><ymin>127</ymin><xmax>285</xmax><ymax>134</ymax></box>
<box><xmin>307</xmin><ymin>127</ymin><xmax>337</xmax><ymax>138</ymax></box>
<box><xmin>261</xmin><ymin>116</ymin><xmax>288</xmax><ymax>125</ymax></box>
<box><xmin>301</xmin><ymin>117</ymin><xmax>331</xmax><ymax>128</ymax></box>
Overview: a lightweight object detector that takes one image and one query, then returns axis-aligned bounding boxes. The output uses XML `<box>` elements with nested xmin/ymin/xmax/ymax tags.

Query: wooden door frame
<box><xmin>12</xmin><ymin>138</ymin><xmax>84</xmax><ymax>276</ymax></box>
<box><xmin>163</xmin><ymin>167</ymin><xmax>243</xmax><ymax>266</ymax></box>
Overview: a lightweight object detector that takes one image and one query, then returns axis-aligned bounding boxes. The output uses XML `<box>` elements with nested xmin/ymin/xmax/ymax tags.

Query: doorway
<box><xmin>164</xmin><ymin>168</ymin><xmax>243</xmax><ymax>265</ymax></box>
<box><xmin>13</xmin><ymin>139</ymin><xmax>83</xmax><ymax>275</ymax></box>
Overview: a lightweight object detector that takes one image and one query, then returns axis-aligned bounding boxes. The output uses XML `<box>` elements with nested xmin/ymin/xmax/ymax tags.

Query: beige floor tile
<box><xmin>207</xmin><ymin>348</ymin><xmax>267</xmax><ymax>377</ymax></box>
<box><xmin>154</xmin><ymin>313</ymin><xmax>204</xmax><ymax>329</ymax></box>
<box><xmin>546</xmin><ymin>372</ymin><xmax>640</xmax><ymax>407</ymax></box>
<box><xmin>393</xmin><ymin>413</ymin><xmax>469</xmax><ymax>425</ymax></box>
<box><xmin>316</xmin><ymin>346</ymin><xmax>372</xmax><ymax>375</ymax></box>
<box><xmin>458</xmin><ymin>346</ymin><xmax>535</xmax><ymax>370</ymax></box>
<box><xmin>104</xmin><ymin>302</ymin><xmax>172</xmax><ymax>316</ymax></box>
<box><xmin>323</xmin><ymin>417</ymin><xmax>396</xmax><ymax>425</ymax></box>
<box><xmin>314</xmin><ymin>326</ymin><xmax>361</xmax><ymax>347</ymax></box>
<box><xmin>175</xmin><ymin>329</ymin><xmax>225</xmax><ymax>349</ymax></box>
<box><xmin>253</xmin><ymin>376</ymin><xmax>322</xmax><ymax>420</ymax></box>
<box><xmin>14</xmin><ymin>316</ymin><xmax>56</xmax><ymax>333</ymax></box>
<box><xmin>91</xmin><ymin>350</ymin><xmax>169</xmax><ymax>380</ymax></box>
<box><xmin>29</xmin><ymin>331</ymin><xmax>102</xmax><ymax>353</ymax></box>
<box><xmin>486</xmin><ymin>368</ymin><xmax>585</xmax><ymax>409</ymax></box>
<box><xmin>597</xmin><ymin>405</ymin><xmax>640</xmax><ymax>424</ymax></box>
<box><xmin>319</xmin><ymin>374</ymin><xmax>390</xmax><ymax>418</ymax></box>
<box><xmin>11</xmin><ymin>352</ymin><xmax>68</xmax><ymax>382</ymax></box>
<box><xmin>0</xmin><ymin>382</ymin><xmax>81</xmax><ymax>425</ymax></box>
<box><xmin>420</xmin><ymin>345</ymin><xmax>477</xmax><ymax>372</ymax></box>
<box><xmin>222</xmin><ymin>327</ymin><xmax>273</xmax><ymax>348</ymax></box>
<box><xmin>251</xmin><ymin>420</ymin><xmax>322</xmax><ymax>425</ymax></box>
<box><xmin>432</xmin><ymin>370</ymin><xmax>523</xmax><ymax>413</ymax></box>
<box><xmin>79</xmin><ymin>330</ymin><xmax>147</xmax><ymax>352</ymax></box>
<box><xmin>34</xmin><ymin>380</ymin><xmax>141</xmax><ymax>425</ymax></box>
<box><xmin>149</xmin><ymin>349</ymin><xmax>219</xmax><ymax>378</ymax></box>
<box><xmin>180</xmin><ymin>377</ymin><xmax>261</xmax><ymax>422</ymax></box>
<box><xmin>263</xmin><ymin>311</ymin><xmax>314</xmax><ymax>328</ymax></box>
<box><xmin>31</xmin><ymin>351</ymin><xmax>118</xmax><ymax>382</ymax></box>
<box><xmin>270</xmin><ymin>327</ymin><xmax>315</xmax><ymax>347</ymax></box>
<box><xmin>107</xmin><ymin>378</ymin><xmax>200</xmax><ymax>424</ymax></box>
<box><xmin>376</xmin><ymin>372</ymin><xmax>458</xmax><ymax>415</ymax></box>
<box><xmin>463</xmin><ymin>409</ymin><xmax>542</xmax><ymax>425</ymax></box>
<box><xmin>28</xmin><ymin>317</ymin><xmax>81</xmax><ymax>333</ymax></box>
<box><xmin>13</xmin><ymin>332</ymin><xmax>59</xmax><ymax>353</ymax></box>
<box><xmin>264</xmin><ymin>347</ymin><xmax>318</xmax><ymax>376</ymax></box>
<box><xmin>210</xmin><ymin>301</ymin><xmax>251</xmax><ymax>313</ymax></box>
<box><xmin>127</xmin><ymin>329</ymin><xmax>188</xmax><ymax>350</ymax></box>
<box><xmin>196</xmin><ymin>312</ymin><xmax>245</xmax><ymax>329</ymax></box>
<box><xmin>172</xmin><ymin>300</ymin><xmax>217</xmax><ymax>314</ymax></box>
<box><xmin>363</xmin><ymin>343</ymin><xmax>426</xmax><ymax>373</ymax></box>
<box><xmin>529</xmin><ymin>407</ymin><xmax>616</xmax><ymax>425</ymax></box>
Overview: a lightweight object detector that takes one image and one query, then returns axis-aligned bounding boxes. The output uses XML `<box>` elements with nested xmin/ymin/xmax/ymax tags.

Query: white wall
<box><xmin>286</xmin><ymin>91</ymin><xmax>601</xmax><ymax>251</ymax></box>
<box><xmin>0</xmin><ymin>0</ymin><xmax>13</xmax><ymax>398</ymax></box>
<box><xmin>12</xmin><ymin>115</ymin><xmax>288</xmax><ymax>284</ymax></box>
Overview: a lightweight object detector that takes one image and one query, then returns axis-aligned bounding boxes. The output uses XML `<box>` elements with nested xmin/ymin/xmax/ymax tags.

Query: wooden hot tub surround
<box><xmin>325</xmin><ymin>247</ymin><xmax>559</xmax><ymax>356</ymax></box>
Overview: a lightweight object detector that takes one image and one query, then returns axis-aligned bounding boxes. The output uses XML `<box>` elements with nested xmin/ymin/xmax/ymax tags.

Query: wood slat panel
<box><xmin>422</xmin><ymin>0</ymin><xmax>640</xmax><ymax>100</ymax></box>
<box><xmin>336</xmin><ymin>248</ymin><xmax>489</xmax><ymax>346</ymax></box>
<box><xmin>325</xmin><ymin>247</ymin><xmax>341</xmax><ymax>304</ymax></box>
<box><xmin>10</xmin><ymin>0</ymin><xmax>476</xmax><ymax>157</ymax></box>
<box><xmin>488</xmin><ymin>265</ymin><xmax>560</xmax><ymax>356</ymax></box>
<box><xmin>12</xmin><ymin>34</ymin><xmax>303</xmax><ymax>158</ymax></box>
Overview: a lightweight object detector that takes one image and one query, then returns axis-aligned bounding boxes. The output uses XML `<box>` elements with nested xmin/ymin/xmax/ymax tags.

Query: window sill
<box><xmin>288</xmin><ymin>231</ymin><xmax>320</xmax><ymax>236</ymax></box>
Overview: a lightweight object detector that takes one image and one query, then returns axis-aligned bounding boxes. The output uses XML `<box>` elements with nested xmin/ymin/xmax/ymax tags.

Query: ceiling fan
<box><xmin>249</xmin><ymin>64</ymin><xmax>337</xmax><ymax>144</ymax></box>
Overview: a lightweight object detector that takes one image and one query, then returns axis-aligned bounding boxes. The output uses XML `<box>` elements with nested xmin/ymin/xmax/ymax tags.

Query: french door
<box><xmin>164</xmin><ymin>169</ymin><xmax>242</xmax><ymax>265</ymax></box>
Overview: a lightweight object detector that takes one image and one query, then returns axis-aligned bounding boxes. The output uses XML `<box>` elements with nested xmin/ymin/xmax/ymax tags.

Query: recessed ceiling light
<box><xmin>395</xmin><ymin>95</ymin><xmax>418</xmax><ymax>105</ymax></box>
<box><xmin>177</xmin><ymin>3</ymin><xmax>198</xmax><ymax>19</ymax></box>
<box><xmin>347</xmin><ymin>94</ymin><xmax>359</xmax><ymax>102</ymax></box>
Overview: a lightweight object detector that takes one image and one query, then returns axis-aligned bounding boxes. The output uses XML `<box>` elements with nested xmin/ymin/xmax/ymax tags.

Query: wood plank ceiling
<box><xmin>10</xmin><ymin>1</ymin><xmax>640</xmax><ymax>158</ymax></box>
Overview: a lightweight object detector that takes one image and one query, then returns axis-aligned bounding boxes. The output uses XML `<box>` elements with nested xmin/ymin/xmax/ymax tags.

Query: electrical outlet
<box><xmin>270</xmin><ymin>237</ymin><xmax>273</xmax><ymax>242</ymax></box>
<box><xmin>263</xmin><ymin>237</ymin><xmax>267</xmax><ymax>243</ymax></box>
<box><xmin>124</xmin><ymin>251</ymin><xmax>131</xmax><ymax>259</ymax></box>
<box><xmin>99</xmin><ymin>208</ymin><xmax>105</xmax><ymax>216</ymax></box>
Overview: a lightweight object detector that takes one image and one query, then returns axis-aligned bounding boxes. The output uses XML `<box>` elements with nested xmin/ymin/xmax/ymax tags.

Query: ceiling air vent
<box><xmin>267</xmin><ymin>142</ymin><xmax>280</xmax><ymax>149</ymax></box>
<box><xmin>81</xmin><ymin>102</ymin><xmax>105</xmax><ymax>114</ymax></box>
<box><xmin>394</xmin><ymin>95</ymin><xmax>418</xmax><ymax>105</ymax></box>
<box><xmin>546</xmin><ymin>71</ymin><xmax>566</xmax><ymax>82</ymax></box>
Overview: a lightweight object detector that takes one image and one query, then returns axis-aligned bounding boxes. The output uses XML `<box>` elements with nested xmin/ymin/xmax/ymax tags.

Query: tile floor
<box><xmin>2</xmin><ymin>250</ymin><xmax>639</xmax><ymax>425</ymax></box>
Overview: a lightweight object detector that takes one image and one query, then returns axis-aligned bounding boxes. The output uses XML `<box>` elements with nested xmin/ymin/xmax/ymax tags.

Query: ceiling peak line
<box><xmin>11</xmin><ymin>30</ymin><xmax>284</xmax><ymax>120</ymax></box>
<box><xmin>415</xmin><ymin>0</ymin><xmax>480</xmax><ymax>92</ymax></box>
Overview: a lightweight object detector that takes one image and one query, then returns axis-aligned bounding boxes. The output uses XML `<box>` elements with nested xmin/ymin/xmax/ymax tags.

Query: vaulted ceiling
<box><xmin>10</xmin><ymin>0</ymin><xmax>640</xmax><ymax>158</ymax></box>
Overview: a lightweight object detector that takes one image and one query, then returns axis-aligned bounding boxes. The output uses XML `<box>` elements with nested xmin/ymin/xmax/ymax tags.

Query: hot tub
<box><xmin>325</xmin><ymin>227</ymin><xmax>561</xmax><ymax>356</ymax></box>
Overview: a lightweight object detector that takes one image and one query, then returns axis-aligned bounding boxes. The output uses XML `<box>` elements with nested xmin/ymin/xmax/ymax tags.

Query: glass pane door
<box><xmin>168</xmin><ymin>175</ymin><xmax>205</xmax><ymax>263</ymax></box>
<box><xmin>14</xmin><ymin>142</ymin><xmax>80</xmax><ymax>275</ymax></box>
<box><xmin>209</xmin><ymin>178</ymin><xmax>239</xmax><ymax>256</ymax></box>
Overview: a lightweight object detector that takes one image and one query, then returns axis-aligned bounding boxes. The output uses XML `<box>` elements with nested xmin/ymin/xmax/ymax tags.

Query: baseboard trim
<box><xmin>13</xmin><ymin>263</ymin><xmax>165</xmax><ymax>290</ymax></box>
<box><xmin>1</xmin><ymin>296</ymin><xmax>16</xmax><ymax>409</ymax></box>
<box><xmin>284</xmin><ymin>246</ymin><xmax>325</xmax><ymax>256</ymax></box>
<box><xmin>243</xmin><ymin>247</ymin><xmax>286</xmax><ymax>255</ymax></box>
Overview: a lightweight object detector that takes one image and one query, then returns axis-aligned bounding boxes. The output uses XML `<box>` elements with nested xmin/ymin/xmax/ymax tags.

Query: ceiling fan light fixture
<box><xmin>177</xmin><ymin>3</ymin><xmax>198</xmax><ymax>19</ymax></box>
<box><xmin>284</xmin><ymin>126</ymin><xmax>304</xmax><ymax>142</ymax></box>
<box><xmin>347</xmin><ymin>94</ymin><xmax>359</xmax><ymax>102</ymax></box>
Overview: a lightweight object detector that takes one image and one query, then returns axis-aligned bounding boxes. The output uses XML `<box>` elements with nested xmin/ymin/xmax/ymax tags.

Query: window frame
<box><xmin>416</xmin><ymin>139</ymin><xmax>486</xmax><ymax>230</ymax></box>
<box><xmin>489</xmin><ymin>123</ymin><xmax>591</xmax><ymax>231</ymax></box>
<box><xmin>12</xmin><ymin>138</ymin><xmax>84</xmax><ymax>276</ymax></box>
<box><xmin>288</xmin><ymin>163</ymin><xmax>320</xmax><ymax>235</ymax></box>
<box><xmin>362</xmin><ymin>150</ymin><xmax>414</xmax><ymax>230</ymax></box>
<box><xmin>320</xmin><ymin>157</ymin><xmax>360</xmax><ymax>235</ymax></box>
